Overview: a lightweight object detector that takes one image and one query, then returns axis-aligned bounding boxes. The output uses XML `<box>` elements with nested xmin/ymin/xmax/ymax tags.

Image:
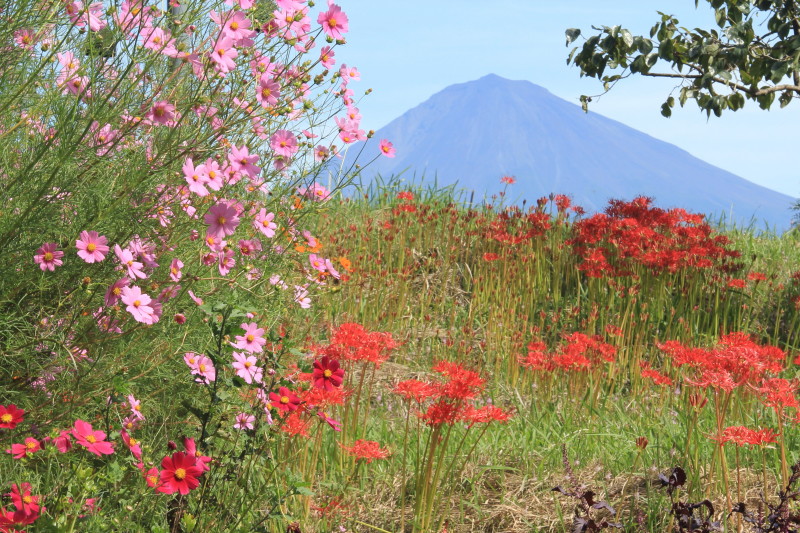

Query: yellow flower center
<box><xmin>280</xmin><ymin>396</ymin><xmax>289</xmax><ymax>404</ymax></box>
<box><xmin>209</xmin><ymin>171</ymin><xmax>217</xmax><ymax>179</ymax></box>
<box><xmin>44</xmin><ymin>252</ymin><xmax>54</xmax><ymax>261</ymax></box>
<box><xmin>244</xmin><ymin>361</ymin><xmax>252</xmax><ymax>368</ymax></box>
<box><xmin>113</xmin><ymin>287</ymin><xmax>121</xmax><ymax>296</ymax></box>
<box><xmin>22</xmin><ymin>495</ymin><xmax>32</xmax><ymax>504</ymax></box>
<box><xmin>323</xmin><ymin>369</ymin><xmax>332</xmax><ymax>378</ymax></box>
<box><xmin>199</xmin><ymin>364</ymin><xmax>207</xmax><ymax>372</ymax></box>
<box><xmin>217</xmin><ymin>216</ymin><xmax>226</xmax><ymax>225</ymax></box>
<box><xmin>230</xmin><ymin>21</ymin><xmax>239</xmax><ymax>30</ymax></box>
<box><xmin>1</xmin><ymin>414</ymin><xmax>11</xmax><ymax>423</ymax></box>
<box><xmin>174</xmin><ymin>468</ymin><xmax>186</xmax><ymax>480</ymax></box>
<box><xmin>129</xmin><ymin>438</ymin><xmax>138</xmax><ymax>445</ymax></box>
<box><xmin>217</xmin><ymin>48</ymin><xmax>226</xmax><ymax>56</ymax></box>
<box><xmin>154</xmin><ymin>107</ymin><xmax>165</xmax><ymax>117</ymax></box>
<box><xmin>246</xmin><ymin>334</ymin><xmax>254</xmax><ymax>342</ymax></box>
<box><xmin>147</xmin><ymin>474</ymin><xmax>157</xmax><ymax>484</ymax></box>
<box><xmin>25</xmin><ymin>441</ymin><xmax>37</xmax><ymax>450</ymax></box>
<box><xmin>133</xmin><ymin>299</ymin><xmax>141</xmax><ymax>308</ymax></box>
<box><xmin>87</xmin><ymin>243</ymin><xmax>97</xmax><ymax>252</ymax></box>
<box><xmin>86</xmin><ymin>435</ymin><xmax>97</xmax><ymax>444</ymax></box>
<box><xmin>328</xmin><ymin>17</ymin><xmax>337</xmax><ymax>27</ymax></box>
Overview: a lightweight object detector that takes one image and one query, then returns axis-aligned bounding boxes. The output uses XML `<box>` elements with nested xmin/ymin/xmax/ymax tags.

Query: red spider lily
<box><xmin>340</xmin><ymin>439</ymin><xmax>390</xmax><ymax>463</ymax></box>
<box><xmin>0</xmin><ymin>404</ymin><xmax>25</xmax><ymax>429</ymax></box>
<box><xmin>713</xmin><ymin>426</ymin><xmax>778</xmax><ymax>447</ymax></box>
<box><xmin>640</xmin><ymin>361</ymin><xmax>674</xmax><ymax>387</ymax></box>
<box><xmin>433</xmin><ymin>361</ymin><xmax>486</xmax><ymax>400</ymax></box>
<box><xmin>393</xmin><ymin>379</ymin><xmax>439</xmax><ymax>403</ymax></box>
<box><xmin>569</xmin><ymin>196</ymin><xmax>741</xmax><ymax>278</ymax></box>
<box><xmin>461</xmin><ymin>404</ymin><xmax>513</xmax><ymax>426</ymax></box>
<box><xmin>754</xmin><ymin>378</ymin><xmax>799</xmax><ymax>413</ymax></box>
<box><xmin>312</xmin><ymin>356</ymin><xmax>344</xmax><ymax>391</ymax></box>
<box><xmin>281</xmin><ymin>411</ymin><xmax>311</xmax><ymax>438</ymax></box>
<box><xmin>324</xmin><ymin>323</ymin><xmax>398</xmax><ymax>368</ymax></box>
<box><xmin>419</xmin><ymin>399</ymin><xmax>464</xmax><ymax>426</ymax></box>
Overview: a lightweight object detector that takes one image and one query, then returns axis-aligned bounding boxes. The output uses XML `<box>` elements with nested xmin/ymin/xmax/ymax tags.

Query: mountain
<box><xmin>340</xmin><ymin>74</ymin><xmax>795</xmax><ymax>231</ymax></box>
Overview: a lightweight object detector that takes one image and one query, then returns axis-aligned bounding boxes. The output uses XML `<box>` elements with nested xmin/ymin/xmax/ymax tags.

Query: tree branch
<box><xmin>639</xmin><ymin>71</ymin><xmax>800</xmax><ymax>96</ymax></box>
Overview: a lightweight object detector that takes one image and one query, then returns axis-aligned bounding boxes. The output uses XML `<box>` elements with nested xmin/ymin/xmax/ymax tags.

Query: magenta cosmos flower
<box><xmin>204</xmin><ymin>202</ymin><xmax>240</xmax><ymax>239</ymax></box>
<box><xmin>34</xmin><ymin>243</ymin><xmax>64</xmax><ymax>271</ymax></box>
<box><xmin>228</xmin><ymin>144</ymin><xmax>260</xmax><ymax>179</ymax></box>
<box><xmin>232</xmin><ymin>322</ymin><xmax>266</xmax><ymax>353</ymax></box>
<box><xmin>75</xmin><ymin>230</ymin><xmax>109</xmax><ymax>263</ymax></box>
<box><xmin>269</xmin><ymin>387</ymin><xmax>301</xmax><ymax>413</ymax></box>
<box><xmin>72</xmin><ymin>419</ymin><xmax>114</xmax><ymax>456</ymax></box>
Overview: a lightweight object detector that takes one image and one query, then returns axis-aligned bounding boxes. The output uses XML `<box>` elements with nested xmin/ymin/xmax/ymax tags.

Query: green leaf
<box><xmin>620</xmin><ymin>29</ymin><xmax>634</xmax><ymax>48</ymax></box>
<box><xmin>565</xmin><ymin>28</ymin><xmax>581</xmax><ymax>46</ymax></box>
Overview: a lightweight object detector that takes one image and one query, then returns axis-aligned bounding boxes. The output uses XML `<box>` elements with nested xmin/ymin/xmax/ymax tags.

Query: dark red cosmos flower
<box><xmin>158</xmin><ymin>451</ymin><xmax>203</xmax><ymax>495</ymax></box>
<box><xmin>269</xmin><ymin>386</ymin><xmax>301</xmax><ymax>413</ymax></box>
<box><xmin>0</xmin><ymin>404</ymin><xmax>25</xmax><ymax>429</ymax></box>
<box><xmin>312</xmin><ymin>356</ymin><xmax>344</xmax><ymax>391</ymax></box>
<box><xmin>9</xmin><ymin>483</ymin><xmax>40</xmax><ymax>517</ymax></box>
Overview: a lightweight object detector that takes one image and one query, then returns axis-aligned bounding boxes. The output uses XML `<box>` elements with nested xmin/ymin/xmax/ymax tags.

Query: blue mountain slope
<box><xmin>345</xmin><ymin>74</ymin><xmax>795</xmax><ymax>230</ymax></box>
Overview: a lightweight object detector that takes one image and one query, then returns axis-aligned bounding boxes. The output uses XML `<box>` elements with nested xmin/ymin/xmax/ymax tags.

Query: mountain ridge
<box><xmin>342</xmin><ymin>74</ymin><xmax>794</xmax><ymax>230</ymax></box>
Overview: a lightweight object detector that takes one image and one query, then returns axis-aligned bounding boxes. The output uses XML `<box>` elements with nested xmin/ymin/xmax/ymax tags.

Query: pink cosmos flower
<box><xmin>319</xmin><ymin>46</ymin><xmax>335</xmax><ymax>69</ymax></box>
<box><xmin>204</xmin><ymin>159</ymin><xmax>224</xmax><ymax>190</ymax></box>
<box><xmin>34</xmin><ymin>243</ymin><xmax>64</xmax><ymax>271</ymax></box>
<box><xmin>270</xmin><ymin>130</ymin><xmax>298</xmax><ymax>158</ymax></box>
<box><xmin>75</xmin><ymin>230</ymin><xmax>109</xmax><ymax>263</ymax></box>
<box><xmin>182</xmin><ymin>437</ymin><xmax>213</xmax><ymax>473</ymax></box>
<box><xmin>184</xmin><ymin>352</ymin><xmax>201</xmax><ymax>372</ymax></box>
<box><xmin>114</xmin><ymin>244</ymin><xmax>146</xmax><ymax>279</ymax></box>
<box><xmin>72</xmin><ymin>419</ymin><xmax>115</xmax><ymax>456</ymax></box>
<box><xmin>314</xmin><ymin>145</ymin><xmax>331</xmax><ymax>161</ymax></box>
<box><xmin>253</xmin><ymin>208</ymin><xmax>277</xmax><ymax>237</ymax></box>
<box><xmin>228</xmin><ymin>145</ymin><xmax>260</xmax><ymax>178</ymax></box>
<box><xmin>146</xmin><ymin>100</ymin><xmax>177</xmax><ymax>126</ymax></box>
<box><xmin>169</xmin><ymin>258</ymin><xmax>184</xmax><ymax>282</ymax></box>
<box><xmin>318</xmin><ymin>3</ymin><xmax>348</xmax><ymax>40</ymax></box>
<box><xmin>234</xmin><ymin>413</ymin><xmax>255</xmax><ymax>430</ymax></box>
<box><xmin>218</xmin><ymin>248</ymin><xmax>235</xmax><ymax>276</ymax></box>
<box><xmin>309</xmin><ymin>254</ymin><xmax>326</xmax><ymax>273</ymax></box>
<box><xmin>379</xmin><ymin>139</ymin><xmax>396</xmax><ymax>158</ymax></box>
<box><xmin>192</xmin><ymin>355</ymin><xmax>216</xmax><ymax>384</ymax></box>
<box><xmin>105</xmin><ymin>277</ymin><xmax>130</xmax><ymax>306</ymax></box>
<box><xmin>204</xmin><ymin>202</ymin><xmax>240</xmax><ymax>239</ymax></box>
<box><xmin>233</xmin><ymin>322</ymin><xmax>266</xmax><ymax>353</ymax></box>
<box><xmin>183</xmin><ymin>158</ymin><xmax>209</xmax><ymax>196</ymax></box>
<box><xmin>238</xmin><ymin>239</ymin><xmax>262</xmax><ymax>256</ymax></box>
<box><xmin>232</xmin><ymin>351</ymin><xmax>264</xmax><ymax>384</ymax></box>
<box><xmin>298</xmin><ymin>183</ymin><xmax>330</xmax><ymax>202</ymax></box>
<box><xmin>211</xmin><ymin>35</ymin><xmax>238</xmax><ymax>74</ymax></box>
<box><xmin>294</xmin><ymin>285</ymin><xmax>311</xmax><ymax>308</ymax></box>
<box><xmin>120</xmin><ymin>285</ymin><xmax>158</xmax><ymax>324</ymax></box>
<box><xmin>120</xmin><ymin>429</ymin><xmax>142</xmax><ymax>460</ymax></box>
<box><xmin>256</xmin><ymin>77</ymin><xmax>281</xmax><ymax>108</ymax></box>
<box><xmin>141</xmin><ymin>26</ymin><xmax>177</xmax><ymax>56</ymax></box>
<box><xmin>127</xmin><ymin>394</ymin><xmax>145</xmax><ymax>421</ymax></box>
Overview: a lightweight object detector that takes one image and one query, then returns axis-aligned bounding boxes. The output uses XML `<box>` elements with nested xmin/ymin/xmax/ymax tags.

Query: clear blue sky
<box><xmin>337</xmin><ymin>0</ymin><xmax>800</xmax><ymax>197</ymax></box>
